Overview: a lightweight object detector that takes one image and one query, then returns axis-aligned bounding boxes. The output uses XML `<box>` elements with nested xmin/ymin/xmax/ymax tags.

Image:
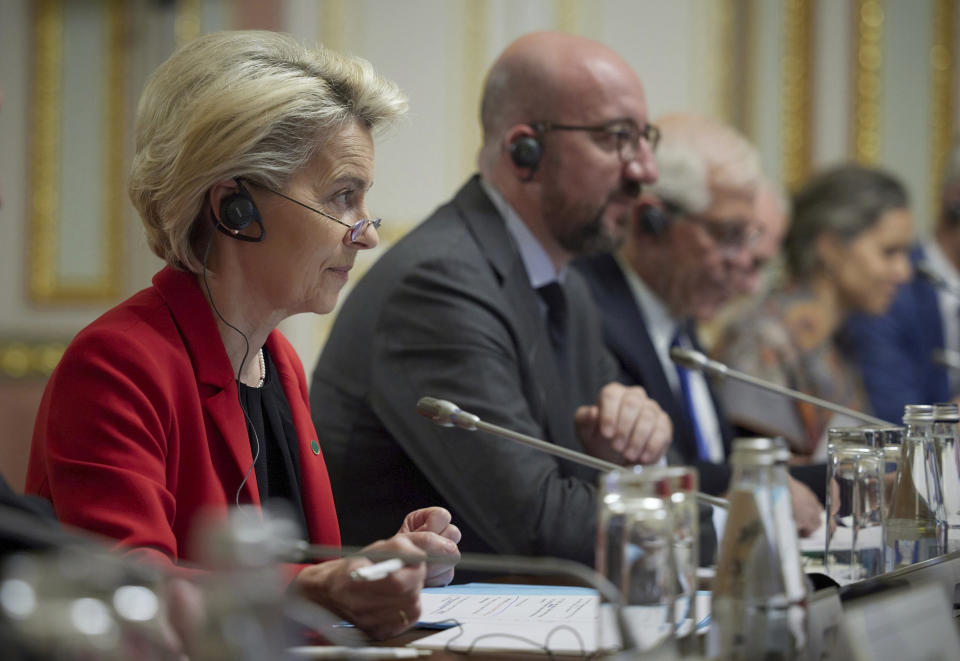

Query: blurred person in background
<box><xmin>714</xmin><ymin>164</ymin><xmax>913</xmax><ymax>460</ymax></box>
<box><xmin>25</xmin><ymin>31</ymin><xmax>459</xmax><ymax>640</ymax></box>
<box><xmin>846</xmin><ymin>139</ymin><xmax>960</xmax><ymax>422</ymax></box>
<box><xmin>699</xmin><ymin>175</ymin><xmax>791</xmax><ymax>350</ymax></box>
<box><xmin>575</xmin><ymin>113</ymin><xmax>823</xmax><ymax>536</ymax></box>
<box><xmin>733</xmin><ymin>176</ymin><xmax>791</xmax><ymax>297</ymax></box>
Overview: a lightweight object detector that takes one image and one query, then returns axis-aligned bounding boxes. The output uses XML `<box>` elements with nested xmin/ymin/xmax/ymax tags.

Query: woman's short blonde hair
<box><xmin>128</xmin><ymin>30</ymin><xmax>408</xmax><ymax>272</ymax></box>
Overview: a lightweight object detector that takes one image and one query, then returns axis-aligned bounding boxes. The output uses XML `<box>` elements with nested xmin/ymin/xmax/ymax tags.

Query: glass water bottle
<box><xmin>885</xmin><ymin>404</ymin><xmax>947</xmax><ymax>570</ymax></box>
<box><xmin>708</xmin><ymin>437</ymin><xmax>807</xmax><ymax>661</ymax></box>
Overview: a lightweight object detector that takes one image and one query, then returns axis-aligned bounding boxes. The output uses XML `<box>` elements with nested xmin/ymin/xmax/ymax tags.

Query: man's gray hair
<box><xmin>649</xmin><ymin>113</ymin><xmax>760</xmax><ymax>214</ymax></box>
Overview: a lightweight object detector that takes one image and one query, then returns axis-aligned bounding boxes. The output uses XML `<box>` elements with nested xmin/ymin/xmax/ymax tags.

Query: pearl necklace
<box><xmin>254</xmin><ymin>348</ymin><xmax>265</xmax><ymax>388</ymax></box>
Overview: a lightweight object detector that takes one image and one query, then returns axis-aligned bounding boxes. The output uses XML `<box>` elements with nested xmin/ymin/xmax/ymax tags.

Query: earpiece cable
<box><xmin>201</xmin><ymin>231</ymin><xmax>261</xmax><ymax>510</ymax></box>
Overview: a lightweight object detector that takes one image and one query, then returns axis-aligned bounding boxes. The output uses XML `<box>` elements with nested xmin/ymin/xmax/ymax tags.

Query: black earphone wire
<box><xmin>201</xmin><ymin>231</ymin><xmax>261</xmax><ymax>509</ymax></box>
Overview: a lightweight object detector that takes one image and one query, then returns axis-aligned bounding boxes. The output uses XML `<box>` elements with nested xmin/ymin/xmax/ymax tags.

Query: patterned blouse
<box><xmin>713</xmin><ymin>284</ymin><xmax>872</xmax><ymax>458</ymax></box>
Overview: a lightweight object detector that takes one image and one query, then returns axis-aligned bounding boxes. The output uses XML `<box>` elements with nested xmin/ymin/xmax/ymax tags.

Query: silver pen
<box><xmin>350</xmin><ymin>558</ymin><xmax>405</xmax><ymax>581</ymax></box>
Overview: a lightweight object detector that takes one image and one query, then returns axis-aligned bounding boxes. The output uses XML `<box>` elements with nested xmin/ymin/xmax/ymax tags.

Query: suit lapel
<box><xmin>268</xmin><ymin>335</ymin><xmax>340</xmax><ymax>545</ymax></box>
<box><xmin>454</xmin><ymin>178</ymin><xmax>579</xmax><ymax>452</ymax></box>
<box><xmin>202</xmin><ymin>387</ymin><xmax>259</xmax><ymax>504</ymax></box>
<box><xmin>578</xmin><ymin>254</ymin><xmax>700</xmax><ymax>463</ymax></box>
<box><xmin>608</xmin><ymin>289</ymin><xmax>699</xmax><ymax>459</ymax></box>
<box><xmin>153</xmin><ymin>267</ymin><xmax>259</xmax><ymax>503</ymax></box>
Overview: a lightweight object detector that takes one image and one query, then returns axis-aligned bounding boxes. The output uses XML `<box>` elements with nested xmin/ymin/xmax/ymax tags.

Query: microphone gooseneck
<box><xmin>932</xmin><ymin>348</ymin><xmax>960</xmax><ymax>372</ymax></box>
<box><xmin>669</xmin><ymin>347</ymin><xmax>888</xmax><ymax>427</ymax></box>
<box><xmin>415</xmin><ymin>396</ymin><xmax>729</xmax><ymax>510</ymax></box>
<box><xmin>916</xmin><ymin>261</ymin><xmax>960</xmax><ymax>299</ymax></box>
<box><xmin>415</xmin><ymin>397</ymin><xmax>478</xmax><ymax>429</ymax></box>
<box><xmin>913</xmin><ymin>264</ymin><xmax>960</xmax><ymax>371</ymax></box>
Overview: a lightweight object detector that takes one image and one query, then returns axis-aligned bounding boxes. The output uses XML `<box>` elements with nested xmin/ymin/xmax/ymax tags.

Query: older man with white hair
<box><xmin>733</xmin><ymin>176</ymin><xmax>790</xmax><ymax>296</ymax></box>
<box><xmin>575</xmin><ymin>113</ymin><xmax>823</xmax><ymax>534</ymax></box>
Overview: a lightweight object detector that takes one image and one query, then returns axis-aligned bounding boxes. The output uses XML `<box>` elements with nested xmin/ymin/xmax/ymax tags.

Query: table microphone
<box><xmin>911</xmin><ymin>265</ymin><xmax>960</xmax><ymax>373</ymax></box>
<box><xmin>669</xmin><ymin>346</ymin><xmax>888</xmax><ymax>426</ymax></box>
<box><xmin>415</xmin><ymin>396</ymin><xmax>729</xmax><ymax>509</ymax></box>
<box><xmin>932</xmin><ymin>348</ymin><xmax>960</xmax><ymax>372</ymax></box>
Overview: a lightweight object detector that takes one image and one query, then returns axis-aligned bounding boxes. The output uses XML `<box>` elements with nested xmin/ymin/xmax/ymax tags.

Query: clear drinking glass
<box><xmin>933</xmin><ymin>403</ymin><xmax>960</xmax><ymax>552</ymax></box>
<box><xmin>595</xmin><ymin>465</ymin><xmax>699</xmax><ymax>653</ymax></box>
<box><xmin>825</xmin><ymin>427</ymin><xmax>886</xmax><ymax>583</ymax></box>
<box><xmin>875</xmin><ymin>426</ymin><xmax>904</xmax><ymax>516</ymax></box>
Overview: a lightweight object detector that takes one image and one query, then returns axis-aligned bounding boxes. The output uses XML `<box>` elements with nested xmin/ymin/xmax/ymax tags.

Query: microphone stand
<box><xmin>911</xmin><ymin>265</ymin><xmax>960</xmax><ymax>375</ymax></box>
<box><xmin>917</xmin><ymin>262</ymin><xmax>960</xmax><ymax>300</ymax></box>
<box><xmin>669</xmin><ymin>347</ymin><xmax>889</xmax><ymax>427</ymax></box>
<box><xmin>416</xmin><ymin>397</ymin><xmax>729</xmax><ymax>510</ymax></box>
<box><xmin>932</xmin><ymin>348</ymin><xmax>960</xmax><ymax>372</ymax></box>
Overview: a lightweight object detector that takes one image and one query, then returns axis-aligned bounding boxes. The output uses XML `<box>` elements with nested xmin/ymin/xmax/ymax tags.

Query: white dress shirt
<box><xmin>924</xmin><ymin>239</ymin><xmax>960</xmax><ymax>394</ymax></box>
<box><xmin>613</xmin><ymin>253</ymin><xmax>725</xmax><ymax>464</ymax></box>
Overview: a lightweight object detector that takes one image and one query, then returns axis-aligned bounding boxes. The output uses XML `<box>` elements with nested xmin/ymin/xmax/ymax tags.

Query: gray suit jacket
<box><xmin>311</xmin><ymin>176</ymin><xmax>618</xmax><ymax>563</ymax></box>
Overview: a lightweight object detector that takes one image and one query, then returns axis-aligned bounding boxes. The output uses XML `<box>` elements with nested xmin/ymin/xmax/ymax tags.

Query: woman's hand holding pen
<box><xmin>397</xmin><ymin>507</ymin><xmax>461</xmax><ymax>587</ymax></box>
<box><xmin>294</xmin><ymin>534</ymin><xmax>428</xmax><ymax>640</ymax></box>
<box><xmin>293</xmin><ymin>507</ymin><xmax>460</xmax><ymax>639</ymax></box>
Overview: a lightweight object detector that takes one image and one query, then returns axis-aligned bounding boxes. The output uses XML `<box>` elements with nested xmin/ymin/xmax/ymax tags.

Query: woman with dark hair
<box><xmin>715</xmin><ymin>164</ymin><xmax>913</xmax><ymax>459</ymax></box>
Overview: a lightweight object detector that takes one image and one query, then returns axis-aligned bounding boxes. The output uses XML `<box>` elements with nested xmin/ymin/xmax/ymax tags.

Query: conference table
<box><xmin>364</xmin><ymin>552</ymin><xmax>960</xmax><ymax>660</ymax></box>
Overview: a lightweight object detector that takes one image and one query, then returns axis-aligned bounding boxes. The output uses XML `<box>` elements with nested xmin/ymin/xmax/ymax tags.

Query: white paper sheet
<box><xmin>411</xmin><ymin>584</ymin><xmax>710</xmax><ymax>656</ymax></box>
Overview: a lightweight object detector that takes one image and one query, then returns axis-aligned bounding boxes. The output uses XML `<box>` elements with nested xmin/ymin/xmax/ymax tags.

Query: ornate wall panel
<box><xmin>929</xmin><ymin>0</ymin><xmax>958</xmax><ymax>213</ymax></box>
<box><xmin>851</xmin><ymin>0</ymin><xmax>885</xmax><ymax>165</ymax></box>
<box><xmin>175</xmin><ymin>0</ymin><xmax>202</xmax><ymax>45</ymax></box>
<box><xmin>781</xmin><ymin>0</ymin><xmax>814</xmax><ymax>191</ymax></box>
<box><xmin>7</xmin><ymin>0</ymin><xmax>960</xmax><ymax>377</ymax></box>
<box><xmin>28</xmin><ymin>0</ymin><xmax>128</xmax><ymax>303</ymax></box>
<box><xmin>554</xmin><ymin>0</ymin><xmax>581</xmax><ymax>34</ymax></box>
<box><xmin>460</xmin><ymin>1</ymin><xmax>490</xmax><ymax>180</ymax></box>
<box><xmin>319</xmin><ymin>0</ymin><xmax>347</xmax><ymax>53</ymax></box>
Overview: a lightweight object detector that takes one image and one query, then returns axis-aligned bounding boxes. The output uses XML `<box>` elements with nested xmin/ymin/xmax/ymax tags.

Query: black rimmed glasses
<box><xmin>531</xmin><ymin>119</ymin><xmax>661</xmax><ymax>162</ymax></box>
<box><xmin>249</xmin><ymin>181</ymin><xmax>381</xmax><ymax>242</ymax></box>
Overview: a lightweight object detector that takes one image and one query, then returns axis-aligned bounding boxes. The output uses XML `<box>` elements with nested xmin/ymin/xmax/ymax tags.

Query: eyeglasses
<box><xmin>662</xmin><ymin>202</ymin><xmax>759</xmax><ymax>253</ymax></box>
<box><xmin>249</xmin><ymin>181</ymin><xmax>381</xmax><ymax>242</ymax></box>
<box><xmin>531</xmin><ymin>119</ymin><xmax>661</xmax><ymax>162</ymax></box>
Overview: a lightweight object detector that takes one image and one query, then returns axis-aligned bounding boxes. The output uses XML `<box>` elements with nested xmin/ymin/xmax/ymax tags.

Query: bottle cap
<box><xmin>730</xmin><ymin>437</ymin><xmax>783</xmax><ymax>465</ymax></box>
<box><xmin>903</xmin><ymin>404</ymin><xmax>935</xmax><ymax>424</ymax></box>
<box><xmin>832</xmin><ymin>425</ymin><xmax>898</xmax><ymax>449</ymax></box>
<box><xmin>933</xmin><ymin>402</ymin><xmax>959</xmax><ymax>424</ymax></box>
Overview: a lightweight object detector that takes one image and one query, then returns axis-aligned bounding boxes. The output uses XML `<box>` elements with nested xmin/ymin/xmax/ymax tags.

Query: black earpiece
<box><xmin>214</xmin><ymin>179</ymin><xmax>265</xmax><ymax>242</ymax></box>
<box><xmin>638</xmin><ymin>204</ymin><xmax>671</xmax><ymax>237</ymax></box>
<box><xmin>509</xmin><ymin>135</ymin><xmax>543</xmax><ymax>170</ymax></box>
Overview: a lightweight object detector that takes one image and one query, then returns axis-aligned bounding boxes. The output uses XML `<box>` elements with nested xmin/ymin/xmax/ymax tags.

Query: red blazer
<box><xmin>26</xmin><ymin>266</ymin><xmax>340</xmax><ymax>568</ymax></box>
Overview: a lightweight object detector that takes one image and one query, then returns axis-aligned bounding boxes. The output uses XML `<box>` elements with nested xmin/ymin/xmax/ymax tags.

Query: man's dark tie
<box><xmin>537</xmin><ymin>281</ymin><xmax>568</xmax><ymax>367</ymax></box>
<box><xmin>672</xmin><ymin>327</ymin><xmax>711</xmax><ymax>461</ymax></box>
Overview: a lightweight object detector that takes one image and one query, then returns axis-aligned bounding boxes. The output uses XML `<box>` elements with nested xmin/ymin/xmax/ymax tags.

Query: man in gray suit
<box><xmin>311</xmin><ymin>32</ymin><xmax>670</xmax><ymax>565</ymax></box>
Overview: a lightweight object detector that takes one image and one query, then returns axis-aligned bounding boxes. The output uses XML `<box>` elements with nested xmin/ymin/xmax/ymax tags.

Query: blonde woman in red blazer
<box><xmin>26</xmin><ymin>31</ymin><xmax>460</xmax><ymax>641</ymax></box>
